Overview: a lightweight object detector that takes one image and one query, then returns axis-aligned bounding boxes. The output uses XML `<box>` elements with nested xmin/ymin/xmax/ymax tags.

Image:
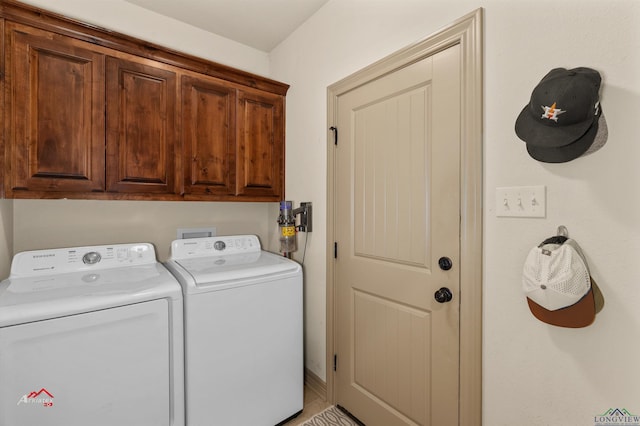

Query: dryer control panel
<box><xmin>9</xmin><ymin>243</ymin><xmax>157</xmax><ymax>277</ymax></box>
<box><xmin>170</xmin><ymin>235</ymin><xmax>261</xmax><ymax>260</ymax></box>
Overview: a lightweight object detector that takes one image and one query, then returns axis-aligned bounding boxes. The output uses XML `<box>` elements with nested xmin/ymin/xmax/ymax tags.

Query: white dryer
<box><xmin>165</xmin><ymin>235</ymin><xmax>303</xmax><ymax>426</ymax></box>
<box><xmin>0</xmin><ymin>243</ymin><xmax>184</xmax><ymax>426</ymax></box>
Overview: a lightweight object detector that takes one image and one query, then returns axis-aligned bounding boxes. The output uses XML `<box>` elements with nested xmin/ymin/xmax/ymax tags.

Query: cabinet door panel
<box><xmin>236</xmin><ymin>89</ymin><xmax>284</xmax><ymax>199</ymax></box>
<box><xmin>106</xmin><ymin>57</ymin><xmax>177</xmax><ymax>194</ymax></box>
<box><xmin>182</xmin><ymin>75</ymin><xmax>235</xmax><ymax>196</ymax></box>
<box><xmin>7</xmin><ymin>25</ymin><xmax>105</xmax><ymax>193</ymax></box>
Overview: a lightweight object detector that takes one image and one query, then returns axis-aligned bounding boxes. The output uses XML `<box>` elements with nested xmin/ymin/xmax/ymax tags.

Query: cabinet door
<box><xmin>106</xmin><ymin>57</ymin><xmax>177</xmax><ymax>194</ymax></box>
<box><xmin>236</xmin><ymin>89</ymin><xmax>285</xmax><ymax>200</ymax></box>
<box><xmin>6</xmin><ymin>24</ymin><xmax>105</xmax><ymax>194</ymax></box>
<box><xmin>182</xmin><ymin>75</ymin><xmax>236</xmax><ymax>197</ymax></box>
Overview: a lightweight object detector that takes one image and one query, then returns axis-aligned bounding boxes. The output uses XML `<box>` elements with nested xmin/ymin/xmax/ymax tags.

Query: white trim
<box><xmin>305</xmin><ymin>367</ymin><xmax>327</xmax><ymax>401</ymax></box>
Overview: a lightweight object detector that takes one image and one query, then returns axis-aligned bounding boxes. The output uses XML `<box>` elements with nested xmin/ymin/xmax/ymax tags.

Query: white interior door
<box><xmin>334</xmin><ymin>43</ymin><xmax>461</xmax><ymax>426</ymax></box>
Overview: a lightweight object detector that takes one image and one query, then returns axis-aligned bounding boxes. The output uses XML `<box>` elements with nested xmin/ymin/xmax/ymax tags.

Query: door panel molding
<box><xmin>353</xmin><ymin>288</ymin><xmax>431</xmax><ymax>424</ymax></box>
<box><xmin>327</xmin><ymin>9</ymin><xmax>483</xmax><ymax>425</ymax></box>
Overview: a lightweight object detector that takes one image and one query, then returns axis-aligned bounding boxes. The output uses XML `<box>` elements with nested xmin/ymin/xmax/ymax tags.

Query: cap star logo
<box><xmin>540</xmin><ymin>102</ymin><xmax>566</xmax><ymax>122</ymax></box>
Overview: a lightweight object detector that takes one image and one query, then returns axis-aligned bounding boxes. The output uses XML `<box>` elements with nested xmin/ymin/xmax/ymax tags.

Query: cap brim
<box><xmin>583</xmin><ymin>113</ymin><xmax>608</xmax><ymax>156</ymax></box>
<box><xmin>515</xmin><ymin>103</ymin><xmax>596</xmax><ymax>148</ymax></box>
<box><xmin>527</xmin><ymin>285</ymin><xmax>596</xmax><ymax>328</ymax></box>
<box><xmin>525</xmin><ymin>112</ymin><xmax>600</xmax><ymax>163</ymax></box>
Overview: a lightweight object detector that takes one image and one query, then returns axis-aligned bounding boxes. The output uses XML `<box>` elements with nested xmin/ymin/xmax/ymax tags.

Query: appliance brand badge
<box><xmin>16</xmin><ymin>388</ymin><xmax>54</xmax><ymax>407</ymax></box>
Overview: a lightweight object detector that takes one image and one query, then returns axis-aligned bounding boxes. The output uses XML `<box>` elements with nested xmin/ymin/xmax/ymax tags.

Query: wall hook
<box><xmin>557</xmin><ymin>225</ymin><xmax>569</xmax><ymax>238</ymax></box>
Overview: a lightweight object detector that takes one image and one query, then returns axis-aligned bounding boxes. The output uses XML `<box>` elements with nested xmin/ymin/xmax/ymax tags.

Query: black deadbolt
<box><xmin>434</xmin><ymin>287</ymin><xmax>453</xmax><ymax>303</ymax></box>
<box><xmin>438</xmin><ymin>256</ymin><xmax>453</xmax><ymax>271</ymax></box>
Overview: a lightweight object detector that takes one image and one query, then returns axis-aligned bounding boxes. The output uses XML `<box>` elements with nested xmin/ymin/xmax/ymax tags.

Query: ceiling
<box><xmin>124</xmin><ymin>0</ymin><xmax>329</xmax><ymax>52</ymax></box>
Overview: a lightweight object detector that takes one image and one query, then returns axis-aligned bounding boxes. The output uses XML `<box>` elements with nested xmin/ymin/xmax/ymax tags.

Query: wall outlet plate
<box><xmin>496</xmin><ymin>186</ymin><xmax>546</xmax><ymax>218</ymax></box>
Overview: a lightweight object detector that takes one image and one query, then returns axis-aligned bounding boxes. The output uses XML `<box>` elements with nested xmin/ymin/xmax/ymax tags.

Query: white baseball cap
<box><xmin>522</xmin><ymin>238</ymin><xmax>596</xmax><ymax>328</ymax></box>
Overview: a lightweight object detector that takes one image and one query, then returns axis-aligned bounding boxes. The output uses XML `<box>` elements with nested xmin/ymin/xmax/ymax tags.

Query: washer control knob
<box><xmin>214</xmin><ymin>241</ymin><xmax>226</xmax><ymax>251</ymax></box>
<box><xmin>82</xmin><ymin>251</ymin><xmax>102</xmax><ymax>265</ymax></box>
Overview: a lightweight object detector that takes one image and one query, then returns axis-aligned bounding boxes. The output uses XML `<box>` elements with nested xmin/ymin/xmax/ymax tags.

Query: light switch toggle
<box><xmin>496</xmin><ymin>186</ymin><xmax>546</xmax><ymax>218</ymax></box>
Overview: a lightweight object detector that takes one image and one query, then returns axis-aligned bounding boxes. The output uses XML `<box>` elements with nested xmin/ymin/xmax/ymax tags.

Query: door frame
<box><xmin>326</xmin><ymin>9</ymin><xmax>483</xmax><ymax>425</ymax></box>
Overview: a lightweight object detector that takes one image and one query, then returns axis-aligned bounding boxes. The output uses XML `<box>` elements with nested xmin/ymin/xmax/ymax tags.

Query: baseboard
<box><xmin>304</xmin><ymin>368</ymin><xmax>327</xmax><ymax>400</ymax></box>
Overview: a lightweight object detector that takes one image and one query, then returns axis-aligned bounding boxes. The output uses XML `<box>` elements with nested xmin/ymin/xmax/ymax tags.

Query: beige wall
<box><xmin>270</xmin><ymin>0</ymin><xmax>640</xmax><ymax>425</ymax></box>
<box><xmin>12</xmin><ymin>200</ymin><xmax>275</xmax><ymax>263</ymax></box>
<box><xmin>14</xmin><ymin>0</ymin><xmax>270</xmax><ymax>75</ymax></box>
<box><xmin>0</xmin><ymin>200</ymin><xmax>14</xmax><ymax>277</ymax></box>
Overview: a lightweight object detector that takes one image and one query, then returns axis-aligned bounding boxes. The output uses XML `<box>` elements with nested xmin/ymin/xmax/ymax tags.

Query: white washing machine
<box><xmin>0</xmin><ymin>243</ymin><xmax>185</xmax><ymax>426</ymax></box>
<box><xmin>164</xmin><ymin>235</ymin><xmax>303</xmax><ymax>426</ymax></box>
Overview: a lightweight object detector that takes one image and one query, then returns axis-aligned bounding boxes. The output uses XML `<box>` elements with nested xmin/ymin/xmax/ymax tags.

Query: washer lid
<box><xmin>0</xmin><ymin>244</ymin><xmax>182</xmax><ymax>327</ymax></box>
<box><xmin>171</xmin><ymin>250</ymin><xmax>300</xmax><ymax>290</ymax></box>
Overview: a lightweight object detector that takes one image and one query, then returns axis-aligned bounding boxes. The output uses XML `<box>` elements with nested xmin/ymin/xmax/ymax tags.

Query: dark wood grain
<box><xmin>1</xmin><ymin>0</ymin><xmax>288</xmax><ymax>201</ymax></box>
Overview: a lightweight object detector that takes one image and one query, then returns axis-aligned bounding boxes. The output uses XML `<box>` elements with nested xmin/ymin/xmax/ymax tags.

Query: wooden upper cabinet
<box><xmin>236</xmin><ymin>88</ymin><xmax>285</xmax><ymax>200</ymax></box>
<box><xmin>106</xmin><ymin>57</ymin><xmax>178</xmax><ymax>194</ymax></box>
<box><xmin>6</xmin><ymin>23</ymin><xmax>106</xmax><ymax>194</ymax></box>
<box><xmin>182</xmin><ymin>75</ymin><xmax>236</xmax><ymax>197</ymax></box>
<box><xmin>1</xmin><ymin>0</ymin><xmax>289</xmax><ymax>201</ymax></box>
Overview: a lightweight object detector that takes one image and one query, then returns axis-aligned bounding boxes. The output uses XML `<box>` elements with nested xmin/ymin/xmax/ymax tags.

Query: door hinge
<box><xmin>333</xmin><ymin>354</ymin><xmax>337</xmax><ymax>371</ymax></box>
<box><xmin>330</xmin><ymin>126</ymin><xmax>338</xmax><ymax>145</ymax></box>
<box><xmin>334</xmin><ymin>242</ymin><xmax>337</xmax><ymax>259</ymax></box>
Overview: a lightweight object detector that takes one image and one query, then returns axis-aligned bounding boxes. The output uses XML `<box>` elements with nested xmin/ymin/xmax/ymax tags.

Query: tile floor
<box><xmin>282</xmin><ymin>384</ymin><xmax>331</xmax><ymax>425</ymax></box>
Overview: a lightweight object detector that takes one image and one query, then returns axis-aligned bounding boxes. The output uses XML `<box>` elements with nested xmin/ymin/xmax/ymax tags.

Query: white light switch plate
<box><xmin>495</xmin><ymin>186</ymin><xmax>546</xmax><ymax>218</ymax></box>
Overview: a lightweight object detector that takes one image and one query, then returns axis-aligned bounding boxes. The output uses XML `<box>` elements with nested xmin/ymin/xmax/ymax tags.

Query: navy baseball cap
<box><xmin>515</xmin><ymin>67</ymin><xmax>606</xmax><ymax>163</ymax></box>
